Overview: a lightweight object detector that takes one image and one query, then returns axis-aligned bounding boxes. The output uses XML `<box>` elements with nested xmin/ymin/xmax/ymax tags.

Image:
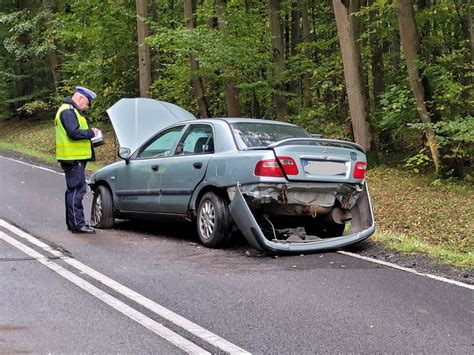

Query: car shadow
<box><xmin>340</xmin><ymin>239</ymin><xmax>379</xmax><ymax>254</ymax></box>
<box><xmin>108</xmin><ymin>219</ymin><xmax>378</xmax><ymax>260</ymax></box>
<box><xmin>110</xmin><ymin>219</ymin><xmax>250</xmax><ymax>251</ymax></box>
<box><xmin>96</xmin><ymin>221</ymin><xmax>474</xmax><ymax>282</ymax></box>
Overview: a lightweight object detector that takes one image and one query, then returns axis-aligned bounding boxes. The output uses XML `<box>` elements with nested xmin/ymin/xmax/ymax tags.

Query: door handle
<box><xmin>151</xmin><ymin>165</ymin><xmax>159</xmax><ymax>171</ymax></box>
<box><xmin>193</xmin><ymin>162</ymin><xmax>203</xmax><ymax>169</ymax></box>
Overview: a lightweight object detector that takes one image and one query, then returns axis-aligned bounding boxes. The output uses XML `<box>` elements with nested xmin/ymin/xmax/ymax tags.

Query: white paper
<box><xmin>91</xmin><ymin>129</ymin><xmax>103</xmax><ymax>144</ymax></box>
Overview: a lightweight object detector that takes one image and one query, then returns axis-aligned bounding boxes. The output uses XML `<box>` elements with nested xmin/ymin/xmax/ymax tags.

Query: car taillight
<box><xmin>277</xmin><ymin>156</ymin><xmax>299</xmax><ymax>175</ymax></box>
<box><xmin>353</xmin><ymin>161</ymin><xmax>367</xmax><ymax>179</ymax></box>
<box><xmin>254</xmin><ymin>157</ymin><xmax>299</xmax><ymax>177</ymax></box>
<box><xmin>254</xmin><ymin>160</ymin><xmax>284</xmax><ymax>177</ymax></box>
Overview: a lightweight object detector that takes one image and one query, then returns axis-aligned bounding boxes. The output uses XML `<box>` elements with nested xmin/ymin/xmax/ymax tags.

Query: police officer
<box><xmin>55</xmin><ymin>86</ymin><xmax>99</xmax><ymax>234</ymax></box>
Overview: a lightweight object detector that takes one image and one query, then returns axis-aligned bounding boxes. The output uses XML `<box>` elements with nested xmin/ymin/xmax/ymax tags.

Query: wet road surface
<box><xmin>1</xmin><ymin>153</ymin><xmax>472</xmax><ymax>353</ymax></box>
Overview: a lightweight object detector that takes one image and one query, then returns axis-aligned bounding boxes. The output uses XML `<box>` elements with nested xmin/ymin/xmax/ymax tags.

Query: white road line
<box><xmin>0</xmin><ymin>155</ymin><xmax>64</xmax><ymax>175</ymax></box>
<box><xmin>0</xmin><ymin>231</ymin><xmax>209</xmax><ymax>355</ymax></box>
<box><xmin>337</xmin><ymin>250</ymin><xmax>474</xmax><ymax>290</ymax></box>
<box><xmin>0</xmin><ymin>219</ymin><xmax>250</xmax><ymax>355</ymax></box>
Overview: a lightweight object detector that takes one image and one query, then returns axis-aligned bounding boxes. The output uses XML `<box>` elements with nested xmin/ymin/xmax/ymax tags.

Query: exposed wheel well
<box><xmin>90</xmin><ymin>181</ymin><xmax>117</xmax><ymax>211</ymax></box>
<box><xmin>192</xmin><ymin>186</ymin><xmax>229</xmax><ymax>214</ymax></box>
<box><xmin>91</xmin><ymin>181</ymin><xmax>112</xmax><ymax>194</ymax></box>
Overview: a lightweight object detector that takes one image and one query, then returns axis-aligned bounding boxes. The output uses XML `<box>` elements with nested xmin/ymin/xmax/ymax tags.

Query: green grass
<box><xmin>372</xmin><ymin>230</ymin><xmax>473</xmax><ymax>269</ymax></box>
<box><xmin>368</xmin><ymin>166</ymin><xmax>473</xmax><ymax>269</ymax></box>
<box><xmin>0</xmin><ymin>118</ymin><xmax>472</xmax><ymax>269</ymax></box>
<box><xmin>0</xmin><ymin>119</ymin><xmax>118</xmax><ymax>169</ymax></box>
<box><xmin>0</xmin><ymin>141</ymin><xmax>58</xmax><ymax>164</ymax></box>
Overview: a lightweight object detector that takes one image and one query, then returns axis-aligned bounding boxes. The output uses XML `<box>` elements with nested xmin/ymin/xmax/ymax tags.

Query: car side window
<box><xmin>137</xmin><ymin>125</ymin><xmax>184</xmax><ymax>159</ymax></box>
<box><xmin>174</xmin><ymin>124</ymin><xmax>214</xmax><ymax>156</ymax></box>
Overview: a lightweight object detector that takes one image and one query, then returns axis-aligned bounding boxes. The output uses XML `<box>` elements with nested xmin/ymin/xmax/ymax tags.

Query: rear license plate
<box><xmin>303</xmin><ymin>160</ymin><xmax>347</xmax><ymax>176</ymax></box>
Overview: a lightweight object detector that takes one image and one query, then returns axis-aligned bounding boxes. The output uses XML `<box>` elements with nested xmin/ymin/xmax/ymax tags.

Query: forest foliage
<box><xmin>0</xmin><ymin>0</ymin><xmax>472</xmax><ymax>178</ymax></box>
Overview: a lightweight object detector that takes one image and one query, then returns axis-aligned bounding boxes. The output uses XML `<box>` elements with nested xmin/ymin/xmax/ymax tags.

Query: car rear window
<box><xmin>230</xmin><ymin>122</ymin><xmax>310</xmax><ymax>148</ymax></box>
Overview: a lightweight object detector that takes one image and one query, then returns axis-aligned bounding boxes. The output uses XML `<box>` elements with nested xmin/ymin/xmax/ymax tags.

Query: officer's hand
<box><xmin>92</xmin><ymin>127</ymin><xmax>100</xmax><ymax>137</ymax></box>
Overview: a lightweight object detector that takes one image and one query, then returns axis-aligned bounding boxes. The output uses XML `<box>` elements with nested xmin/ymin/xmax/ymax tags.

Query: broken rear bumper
<box><xmin>229</xmin><ymin>182</ymin><xmax>375</xmax><ymax>254</ymax></box>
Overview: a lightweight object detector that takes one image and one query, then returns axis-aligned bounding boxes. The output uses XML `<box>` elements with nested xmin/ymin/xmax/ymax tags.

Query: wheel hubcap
<box><xmin>199</xmin><ymin>200</ymin><xmax>215</xmax><ymax>240</ymax></box>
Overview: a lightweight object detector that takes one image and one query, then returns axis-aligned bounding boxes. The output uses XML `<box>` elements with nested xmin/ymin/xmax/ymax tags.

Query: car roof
<box><xmin>194</xmin><ymin>117</ymin><xmax>299</xmax><ymax>127</ymax></box>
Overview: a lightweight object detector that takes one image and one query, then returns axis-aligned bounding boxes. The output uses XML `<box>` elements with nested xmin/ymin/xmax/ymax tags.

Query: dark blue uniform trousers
<box><xmin>61</xmin><ymin>161</ymin><xmax>87</xmax><ymax>230</ymax></box>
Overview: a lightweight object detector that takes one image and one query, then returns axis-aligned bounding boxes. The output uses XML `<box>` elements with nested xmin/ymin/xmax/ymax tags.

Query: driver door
<box><xmin>115</xmin><ymin>125</ymin><xmax>184</xmax><ymax>213</ymax></box>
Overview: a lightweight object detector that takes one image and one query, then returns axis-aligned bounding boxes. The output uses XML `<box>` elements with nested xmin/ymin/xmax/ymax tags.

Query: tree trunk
<box><xmin>252</xmin><ymin>90</ymin><xmax>261</xmax><ymax>118</ymax></box>
<box><xmin>268</xmin><ymin>0</ymin><xmax>288</xmax><ymax>121</ymax></box>
<box><xmin>390</xmin><ymin>31</ymin><xmax>401</xmax><ymax>70</ymax></box>
<box><xmin>454</xmin><ymin>0</ymin><xmax>473</xmax><ymax>62</ymax></box>
<box><xmin>216</xmin><ymin>0</ymin><xmax>241</xmax><ymax>117</ymax></box>
<box><xmin>136</xmin><ymin>0</ymin><xmax>151</xmax><ymax>97</ymax></box>
<box><xmin>244</xmin><ymin>0</ymin><xmax>251</xmax><ymax>13</ymax></box>
<box><xmin>398</xmin><ymin>0</ymin><xmax>440</xmax><ymax>173</ymax></box>
<box><xmin>368</xmin><ymin>0</ymin><xmax>384</xmax><ymax>108</ymax></box>
<box><xmin>349</xmin><ymin>0</ymin><xmax>369</xmax><ymax>110</ymax></box>
<box><xmin>289</xmin><ymin>0</ymin><xmax>301</xmax><ymax>97</ymax></box>
<box><xmin>151</xmin><ymin>1</ymin><xmax>158</xmax><ymax>22</ymax></box>
<box><xmin>332</xmin><ymin>0</ymin><xmax>371</xmax><ymax>150</ymax></box>
<box><xmin>184</xmin><ymin>0</ymin><xmax>209</xmax><ymax>118</ymax></box>
<box><xmin>290</xmin><ymin>1</ymin><xmax>300</xmax><ymax>56</ymax></box>
<box><xmin>300</xmin><ymin>0</ymin><xmax>312</xmax><ymax>107</ymax></box>
<box><xmin>42</xmin><ymin>0</ymin><xmax>60</xmax><ymax>88</ymax></box>
<box><xmin>15</xmin><ymin>0</ymin><xmax>27</xmax><ymax>100</ymax></box>
<box><xmin>150</xmin><ymin>0</ymin><xmax>161</xmax><ymax>82</ymax></box>
<box><xmin>466</xmin><ymin>0</ymin><xmax>474</xmax><ymax>62</ymax></box>
<box><xmin>169</xmin><ymin>0</ymin><xmax>176</xmax><ymax>29</ymax></box>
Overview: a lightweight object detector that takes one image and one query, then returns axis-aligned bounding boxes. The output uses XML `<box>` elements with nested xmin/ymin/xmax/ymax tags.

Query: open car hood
<box><xmin>107</xmin><ymin>98</ymin><xmax>196</xmax><ymax>153</ymax></box>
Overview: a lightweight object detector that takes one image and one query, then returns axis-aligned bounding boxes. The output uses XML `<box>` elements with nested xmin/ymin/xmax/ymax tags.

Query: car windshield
<box><xmin>230</xmin><ymin>122</ymin><xmax>310</xmax><ymax>148</ymax></box>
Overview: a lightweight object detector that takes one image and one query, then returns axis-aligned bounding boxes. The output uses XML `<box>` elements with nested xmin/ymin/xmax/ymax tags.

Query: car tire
<box><xmin>196</xmin><ymin>192</ymin><xmax>232</xmax><ymax>248</ymax></box>
<box><xmin>91</xmin><ymin>185</ymin><xmax>115</xmax><ymax>229</ymax></box>
<box><xmin>305</xmin><ymin>220</ymin><xmax>345</xmax><ymax>238</ymax></box>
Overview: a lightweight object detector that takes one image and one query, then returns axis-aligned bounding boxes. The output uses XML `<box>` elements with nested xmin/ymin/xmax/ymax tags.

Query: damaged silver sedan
<box><xmin>89</xmin><ymin>98</ymin><xmax>374</xmax><ymax>253</ymax></box>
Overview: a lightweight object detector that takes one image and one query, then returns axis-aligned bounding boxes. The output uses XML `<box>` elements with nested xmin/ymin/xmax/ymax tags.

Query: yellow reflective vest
<box><xmin>55</xmin><ymin>104</ymin><xmax>92</xmax><ymax>160</ymax></box>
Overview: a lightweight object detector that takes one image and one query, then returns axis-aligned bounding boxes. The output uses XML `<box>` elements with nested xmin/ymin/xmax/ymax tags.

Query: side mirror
<box><xmin>118</xmin><ymin>147</ymin><xmax>132</xmax><ymax>164</ymax></box>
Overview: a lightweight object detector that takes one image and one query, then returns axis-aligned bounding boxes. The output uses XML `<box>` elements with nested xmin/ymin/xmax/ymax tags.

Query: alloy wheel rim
<box><xmin>92</xmin><ymin>193</ymin><xmax>103</xmax><ymax>225</ymax></box>
<box><xmin>199</xmin><ymin>199</ymin><xmax>215</xmax><ymax>240</ymax></box>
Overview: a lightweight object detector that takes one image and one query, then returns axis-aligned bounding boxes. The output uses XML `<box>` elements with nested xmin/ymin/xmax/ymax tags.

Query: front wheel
<box><xmin>196</xmin><ymin>192</ymin><xmax>232</xmax><ymax>248</ymax></box>
<box><xmin>91</xmin><ymin>185</ymin><xmax>115</xmax><ymax>228</ymax></box>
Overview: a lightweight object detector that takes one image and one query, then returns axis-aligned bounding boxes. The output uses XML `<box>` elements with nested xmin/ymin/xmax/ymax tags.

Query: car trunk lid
<box><xmin>268</xmin><ymin>139</ymin><xmax>366</xmax><ymax>183</ymax></box>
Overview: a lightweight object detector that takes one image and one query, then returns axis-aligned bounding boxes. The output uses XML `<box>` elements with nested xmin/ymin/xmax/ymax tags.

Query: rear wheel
<box><xmin>196</xmin><ymin>192</ymin><xmax>232</xmax><ymax>248</ymax></box>
<box><xmin>91</xmin><ymin>185</ymin><xmax>115</xmax><ymax>228</ymax></box>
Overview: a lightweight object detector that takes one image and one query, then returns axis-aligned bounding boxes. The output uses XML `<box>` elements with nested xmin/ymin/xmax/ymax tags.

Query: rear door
<box><xmin>158</xmin><ymin>124</ymin><xmax>215</xmax><ymax>214</ymax></box>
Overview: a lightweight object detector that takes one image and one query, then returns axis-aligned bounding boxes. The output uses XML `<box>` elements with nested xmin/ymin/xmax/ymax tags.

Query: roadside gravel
<box><xmin>343</xmin><ymin>239</ymin><xmax>473</xmax><ymax>286</ymax></box>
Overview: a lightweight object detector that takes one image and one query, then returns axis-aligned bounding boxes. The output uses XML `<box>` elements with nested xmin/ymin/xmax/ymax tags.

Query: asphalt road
<box><xmin>0</xmin><ymin>153</ymin><xmax>472</xmax><ymax>354</ymax></box>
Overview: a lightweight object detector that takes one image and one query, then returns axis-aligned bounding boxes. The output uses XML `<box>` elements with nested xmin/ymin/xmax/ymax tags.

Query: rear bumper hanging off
<box><xmin>229</xmin><ymin>182</ymin><xmax>375</xmax><ymax>254</ymax></box>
